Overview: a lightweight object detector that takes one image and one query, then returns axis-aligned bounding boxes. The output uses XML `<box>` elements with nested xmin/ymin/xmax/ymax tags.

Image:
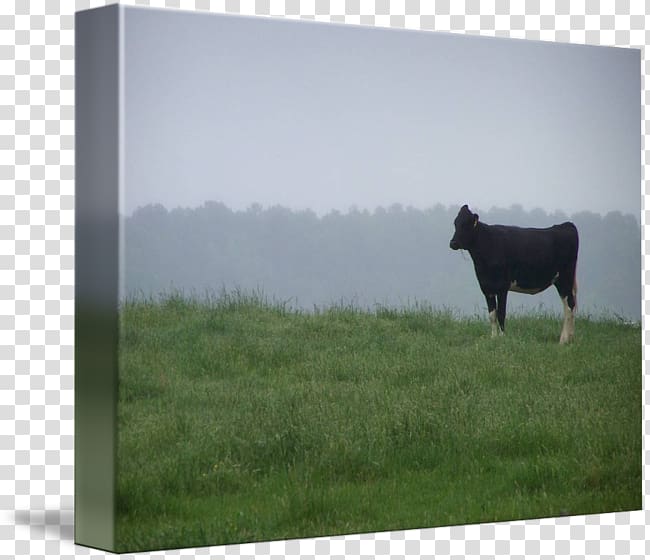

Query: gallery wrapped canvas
<box><xmin>75</xmin><ymin>4</ymin><xmax>642</xmax><ymax>553</ymax></box>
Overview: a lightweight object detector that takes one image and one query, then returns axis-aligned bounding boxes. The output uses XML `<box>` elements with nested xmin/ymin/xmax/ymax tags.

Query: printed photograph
<box><xmin>115</xmin><ymin>6</ymin><xmax>641</xmax><ymax>552</ymax></box>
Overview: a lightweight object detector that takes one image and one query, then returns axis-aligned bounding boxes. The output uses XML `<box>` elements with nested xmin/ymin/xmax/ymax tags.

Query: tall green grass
<box><xmin>116</xmin><ymin>294</ymin><xmax>641</xmax><ymax>552</ymax></box>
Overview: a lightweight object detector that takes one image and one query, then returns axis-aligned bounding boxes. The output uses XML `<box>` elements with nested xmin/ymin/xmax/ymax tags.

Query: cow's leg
<box><xmin>559</xmin><ymin>296</ymin><xmax>575</xmax><ymax>344</ymax></box>
<box><xmin>485</xmin><ymin>294</ymin><xmax>499</xmax><ymax>337</ymax></box>
<box><xmin>556</xmin><ymin>272</ymin><xmax>577</xmax><ymax>344</ymax></box>
<box><xmin>496</xmin><ymin>290</ymin><xmax>508</xmax><ymax>334</ymax></box>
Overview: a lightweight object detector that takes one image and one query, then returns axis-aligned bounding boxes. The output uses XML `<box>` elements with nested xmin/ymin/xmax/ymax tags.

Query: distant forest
<box><xmin>124</xmin><ymin>202</ymin><xmax>641</xmax><ymax>320</ymax></box>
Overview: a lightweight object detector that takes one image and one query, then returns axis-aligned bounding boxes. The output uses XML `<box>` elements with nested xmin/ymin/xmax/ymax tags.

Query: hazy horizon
<box><xmin>124</xmin><ymin>199</ymin><xmax>641</xmax><ymax>222</ymax></box>
<box><xmin>124</xmin><ymin>7</ymin><xmax>641</xmax><ymax>219</ymax></box>
<box><xmin>123</xmin><ymin>201</ymin><xmax>641</xmax><ymax>320</ymax></box>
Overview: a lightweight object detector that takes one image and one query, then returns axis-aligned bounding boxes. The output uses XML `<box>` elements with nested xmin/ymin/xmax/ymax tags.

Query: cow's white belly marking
<box><xmin>509</xmin><ymin>281</ymin><xmax>543</xmax><ymax>295</ymax></box>
<box><xmin>509</xmin><ymin>272</ymin><xmax>559</xmax><ymax>295</ymax></box>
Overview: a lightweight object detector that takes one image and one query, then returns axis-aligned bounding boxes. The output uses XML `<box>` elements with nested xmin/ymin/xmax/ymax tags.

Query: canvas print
<box><xmin>75</xmin><ymin>5</ymin><xmax>642</xmax><ymax>553</ymax></box>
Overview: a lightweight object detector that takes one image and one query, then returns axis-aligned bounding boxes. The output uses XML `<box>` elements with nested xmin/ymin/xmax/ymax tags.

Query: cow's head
<box><xmin>449</xmin><ymin>204</ymin><xmax>479</xmax><ymax>250</ymax></box>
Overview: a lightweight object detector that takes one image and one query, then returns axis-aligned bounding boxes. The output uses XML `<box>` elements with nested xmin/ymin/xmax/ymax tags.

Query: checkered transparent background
<box><xmin>0</xmin><ymin>0</ymin><xmax>648</xmax><ymax>558</ymax></box>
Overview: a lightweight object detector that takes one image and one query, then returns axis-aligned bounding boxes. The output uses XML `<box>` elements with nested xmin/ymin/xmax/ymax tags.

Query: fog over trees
<box><xmin>124</xmin><ymin>202</ymin><xmax>641</xmax><ymax>320</ymax></box>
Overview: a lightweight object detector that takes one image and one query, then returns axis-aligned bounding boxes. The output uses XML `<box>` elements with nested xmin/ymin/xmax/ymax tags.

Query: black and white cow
<box><xmin>449</xmin><ymin>204</ymin><xmax>579</xmax><ymax>344</ymax></box>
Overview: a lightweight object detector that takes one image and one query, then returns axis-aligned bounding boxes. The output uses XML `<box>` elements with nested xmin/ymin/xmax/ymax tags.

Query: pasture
<box><xmin>116</xmin><ymin>294</ymin><xmax>641</xmax><ymax>552</ymax></box>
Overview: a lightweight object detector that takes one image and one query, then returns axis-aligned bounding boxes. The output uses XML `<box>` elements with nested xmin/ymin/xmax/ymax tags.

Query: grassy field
<box><xmin>116</xmin><ymin>294</ymin><xmax>641</xmax><ymax>552</ymax></box>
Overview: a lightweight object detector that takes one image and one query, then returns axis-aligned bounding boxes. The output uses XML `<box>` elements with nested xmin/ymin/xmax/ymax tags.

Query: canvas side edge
<box><xmin>74</xmin><ymin>4</ymin><xmax>121</xmax><ymax>552</ymax></box>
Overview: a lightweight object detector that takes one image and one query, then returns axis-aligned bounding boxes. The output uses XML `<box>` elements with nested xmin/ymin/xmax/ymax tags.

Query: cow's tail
<box><xmin>570</xmin><ymin>222</ymin><xmax>578</xmax><ymax>313</ymax></box>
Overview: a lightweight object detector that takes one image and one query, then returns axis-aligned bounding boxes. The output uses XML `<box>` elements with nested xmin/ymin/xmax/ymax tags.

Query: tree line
<box><xmin>124</xmin><ymin>201</ymin><xmax>641</xmax><ymax>320</ymax></box>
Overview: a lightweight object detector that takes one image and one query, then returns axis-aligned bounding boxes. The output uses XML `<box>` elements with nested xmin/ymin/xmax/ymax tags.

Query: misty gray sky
<box><xmin>124</xmin><ymin>6</ymin><xmax>640</xmax><ymax>218</ymax></box>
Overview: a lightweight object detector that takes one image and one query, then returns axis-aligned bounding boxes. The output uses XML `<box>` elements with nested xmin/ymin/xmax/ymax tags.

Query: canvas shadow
<box><xmin>13</xmin><ymin>509</ymin><xmax>74</xmax><ymax>542</ymax></box>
